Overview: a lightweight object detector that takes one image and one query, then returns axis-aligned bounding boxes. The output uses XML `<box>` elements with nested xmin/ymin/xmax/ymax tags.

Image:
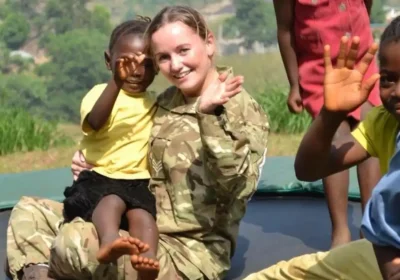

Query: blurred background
<box><xmin>0</xmin><ymin>0</ymin><xmax>396</xmax><ymax>173</ymax></box>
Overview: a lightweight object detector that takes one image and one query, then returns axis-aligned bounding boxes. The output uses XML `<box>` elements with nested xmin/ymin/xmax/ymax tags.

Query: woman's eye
<box><xmin>158</xmin><ymin>55</ymin><xmax>168</xmax><ymax>62</ymax></box>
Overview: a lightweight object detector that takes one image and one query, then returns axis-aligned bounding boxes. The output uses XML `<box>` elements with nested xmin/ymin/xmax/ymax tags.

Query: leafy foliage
<box><xmin>0</xmin><ymin>12</ymin><xmax>30</xmax><ymax>49</ymax></box>
<box><xmin>227</xmin><ymin>0</ymin><xmax>277</xmax><ymax>49</ymax></box>
<box><xmin>0</xmin><ymin>0</ymin><xmax>388</xmax><ymax>156</ymax></box>
<box><xmin>256</xmin><ymin>87</ymin><xmax>312</xmax><ymax>134</ymax></box>
<box><xmin>0</xmin><ymin>108</ymin><xmax>72</xmax><ymax>156</ymax></box>
<box><xmin>38</xmin><ymin>29</ymin><xmax>110</xmax><ymax>122</ymax></box>
<box><xmin>371</xmin><ymin>0</ymin><xmax>386</xmax><ymax>24</ymax></box>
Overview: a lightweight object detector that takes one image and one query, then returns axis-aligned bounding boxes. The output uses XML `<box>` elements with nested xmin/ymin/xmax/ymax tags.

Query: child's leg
<box><xmin>92</xmin><ymin>195</ymin><xmax>147</xmax><ymax>263</ymax></box>
<box><xmin>323</xmin><ymin>120</ymin><xmax>352</xmax><ymax>248</ymax></box>
<box><xmin>126</xmin><ymin>208</ymin><xmax>160</xmax><ymax>280</ymax></box>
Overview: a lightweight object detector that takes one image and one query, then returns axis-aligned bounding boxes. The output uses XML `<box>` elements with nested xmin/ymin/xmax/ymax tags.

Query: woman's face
<box><xmin>151</xmin><ymin>21</ymin><xmax>215</xmax><ymax>96</ymax></box>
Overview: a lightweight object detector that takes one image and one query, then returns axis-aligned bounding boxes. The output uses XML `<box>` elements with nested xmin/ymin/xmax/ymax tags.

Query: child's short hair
<box><xmin>109</xmin><ymin>16</ymin><xmax>151</xmax><ymax>52</ymax></box>
<box><xmin>379</xmin><ymin>16</ymin><xmax>400</xmax><ymax>61</ymax></box>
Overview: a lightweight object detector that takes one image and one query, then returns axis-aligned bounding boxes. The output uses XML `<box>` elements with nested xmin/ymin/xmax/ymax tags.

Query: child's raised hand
<box><xmin>115</xmin><ymin>52</ymin><xmax>146</xmax><ymax>82</ymax></box>
<box><xmin>198</xmin><ymin>71</ymin><xmax>244</xmax><ymax>114</ymax></box>
<box><xmin>323</xmin><ymin>36</ymin><xmax>380</xmax><ymax>114</ymax></box>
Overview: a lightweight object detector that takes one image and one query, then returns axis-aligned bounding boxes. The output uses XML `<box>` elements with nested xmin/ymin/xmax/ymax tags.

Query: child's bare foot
<box><xmin>97</xmin><ymin>236</ymin><xmax>146</xmax><ymax>263</ymax></box>
<box><xmin>131</xmin><ymin>251</ymin><xmax>160</xmax><ymax>280</ymax></box>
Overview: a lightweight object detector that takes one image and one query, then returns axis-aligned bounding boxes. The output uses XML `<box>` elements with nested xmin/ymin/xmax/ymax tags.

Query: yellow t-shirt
<box><xmin>79</xmin><ymin>83</ymin><xmax>157</xmax><ymax>180</ymax></box>
<box><xmin>351</xmin><ymin>105</ymin><xmax>399</xmax><ymax>175</ymax></box>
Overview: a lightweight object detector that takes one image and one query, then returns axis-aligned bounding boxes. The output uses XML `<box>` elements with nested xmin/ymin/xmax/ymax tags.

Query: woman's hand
<box><xmin>71</xmin><ymin>150</ymin><xmax>93</xmax><ymax>180</ymax></box>
<box><xmin>198</xmin><ymin>72</ymin><xmax>244</xmax><ymax>114</ymax></box>
<box><xmin>323</xmin><ymin>36</ymin><xmax>380</xmax><ymax>114</ymax></box>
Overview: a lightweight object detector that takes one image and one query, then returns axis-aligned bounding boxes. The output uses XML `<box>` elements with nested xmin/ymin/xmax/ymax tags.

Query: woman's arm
<box><xmin>71</xmin><ymin>150</ymin><xmax>94</xmax><ymax>180</ymax></box>
<box><xmin>197</xmin><ymin>88</ymin><xmax>269</xmax><ymax>193</ymax></box>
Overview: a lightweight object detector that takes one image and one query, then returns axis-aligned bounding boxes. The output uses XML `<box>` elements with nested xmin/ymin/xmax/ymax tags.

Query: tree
<box><xmin>370</xmin><ymin>0</ymin><xmax>385</xmax><ymax>24</ymax></box>
<box><xmin>0</xmin><ymin>13</ymin><xmax>30</xmax><ymax>50</ymax></box>
<box><xmin>45</xmin><ymin>0</ymin><xmax>91</xmax><ymax>35</ymax></box>
<box><xmin>222</xmin><ymin>17</ymin><xmax>240</xmax><ymax>39</ymax></box>
<box><xmin>38</xmin><ymin>29</ymin><xmax>110</xmax><ymax>122</ymax></box>
<box><xmin>89</xmin><ymin>5</ymin><xmax>112</xmax><ymax>35</ymax></box>
<box><xmin>5</xmin><ymin>0</ymin><xmax>41</xmax><ymax>20</ymax></box>
<box><xmin>0</xmin><ymin>73</ymin><xmax>48</xmax><ymax>117</ymax></box>
<box><xmin>232</xmin><ymin>0</ymin><xmax>277</xmax><ymax>49</ymax></box>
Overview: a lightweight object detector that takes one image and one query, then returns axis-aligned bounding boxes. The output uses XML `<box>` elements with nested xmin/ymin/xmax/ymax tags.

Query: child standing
<box><xmin>62</xmin><ymin>17</ymin><xmax>160</xmax><ymax>279</ymax></box>
<box><xmin>273</xmin><ymin>0</ymin><xmax>382</xmax><ymax>248</ymax></box>
<box><xmin>295</xmin><ymin>15</ymin><xmax>400</xmax><ymax>279</ymax></box>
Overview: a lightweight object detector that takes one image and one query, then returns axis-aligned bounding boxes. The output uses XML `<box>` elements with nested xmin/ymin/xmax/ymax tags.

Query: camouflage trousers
<box><xmin>6</xmin><ymin>196</ymin><xmax>202</xmax><ymax>280</ymax></box>
<box><xmin>242</xmin><ymin>239</ymin><xmax>382</xmax><ymax>280</ymax></box>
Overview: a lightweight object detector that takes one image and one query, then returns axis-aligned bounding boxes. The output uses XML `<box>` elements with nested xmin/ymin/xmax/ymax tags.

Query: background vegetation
<box><xmin>0</xmin><ymin>0</ymin><xmax>388</xmax><ymax>172</ymax></box>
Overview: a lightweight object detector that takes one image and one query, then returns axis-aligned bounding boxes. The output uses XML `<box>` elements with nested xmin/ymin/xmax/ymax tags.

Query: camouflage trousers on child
<box><xmin>6</xmin><ymin>196</ymin><xmax>201</xmax><ymax>280</ymax></box>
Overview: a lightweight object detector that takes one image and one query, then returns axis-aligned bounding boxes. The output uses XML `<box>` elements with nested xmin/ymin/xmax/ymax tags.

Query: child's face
<box><xmin>107</xmin><ymin>34</ymin><xmax>156</xmax><ymax>93</ymax></box>
<box><xmin>379</xmin><ymin>42</ymin><xmax>400</xmax><ymax>120</ymax></box>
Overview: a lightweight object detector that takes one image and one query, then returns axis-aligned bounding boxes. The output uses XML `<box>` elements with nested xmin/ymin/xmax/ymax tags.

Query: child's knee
<box><xmin>100</xmin><ymin>194</ymin><xmax>125</xmax><ymax>207</ymax></box>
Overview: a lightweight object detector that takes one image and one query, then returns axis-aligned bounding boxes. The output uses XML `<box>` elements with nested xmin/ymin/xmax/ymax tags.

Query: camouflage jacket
<box><xmin>148</xmin><ymin>67</ymin><xmax>270</xmax><ymax>279</ymax></box>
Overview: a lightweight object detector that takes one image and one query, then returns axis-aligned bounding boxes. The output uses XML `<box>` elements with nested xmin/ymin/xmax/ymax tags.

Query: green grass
<box><xmin>256</xmin><ymin>86</ymin><xmax>312</xmax><ymax>134</ymax></box>
<box><xmin>0</xmin><ymin>108</ymin><xmax>73</xmax><ymax>156</ymax></box>
<box><xmin>0</xmin><ymin>126</ymin><xmax>304</xmax><ymax>173</ymax></box>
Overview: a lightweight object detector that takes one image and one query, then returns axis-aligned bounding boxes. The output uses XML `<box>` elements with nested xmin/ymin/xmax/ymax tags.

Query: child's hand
<box><xmin>198</xmin><ymin>72</ymin><xmax>244</xmax><ymax>114</ymax></box>
<box><xmin>115</xmin><ymin>52</ymin><xmax>146</xmax><ymax>82</ymax></box>
<box><xmin>287</xmin><ymin>86</ymin><xmax>303</xmax><ymax>114</ymax></box>
<box><xmin>323</xmin><ymin>36</ymin><xmax>380</xmax><ymax>114</ymax></box>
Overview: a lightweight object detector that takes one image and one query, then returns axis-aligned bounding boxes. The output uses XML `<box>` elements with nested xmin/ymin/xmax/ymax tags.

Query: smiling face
<box><xmin>379</xmin><ymin>41</ymin><xmax>400</xmax><ymax>121</ymax></box>
<box><xmin>151</xmin><ymin>21</ymin><xmax>216</xmax><ymax>97</ymax></box>
<box><xmin>105</xmin><ymin>34</ymin><xmax>156</xmax><ymax>93</ymax></box>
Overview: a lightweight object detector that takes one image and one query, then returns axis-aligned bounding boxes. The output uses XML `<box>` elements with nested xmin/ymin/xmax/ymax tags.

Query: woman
<box><xmin>6</xmin><ymin>6</ymin><xmax>269</xmax><ymax>280</ymax></box>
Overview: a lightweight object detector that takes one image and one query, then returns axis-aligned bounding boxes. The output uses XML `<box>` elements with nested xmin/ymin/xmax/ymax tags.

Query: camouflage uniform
<box><xmin>7</xmin><ymin>66</ymin><xmax>270</xmax><ymax>280</ymax></box>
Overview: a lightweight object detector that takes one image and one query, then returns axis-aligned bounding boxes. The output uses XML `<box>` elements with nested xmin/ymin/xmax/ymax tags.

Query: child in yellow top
<box><xmin>62</xmin><ymin>17</ymin><xmax>160</xmax><ymax>278</ymax></box>
<box><xmin>294</xmin><ymin>17</ymin><xmax>400</xmax><ymax>279</ymax></box>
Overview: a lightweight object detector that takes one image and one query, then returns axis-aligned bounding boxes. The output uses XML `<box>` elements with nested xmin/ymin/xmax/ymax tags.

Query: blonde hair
<box><xmin>144</xmin><ymin>6</ymin><xmax>211</xmax><ymax>56</ymax></box>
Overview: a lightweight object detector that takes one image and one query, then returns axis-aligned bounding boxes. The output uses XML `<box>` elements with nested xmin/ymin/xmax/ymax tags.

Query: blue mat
<box><xmin>0</xmin><ymin>156</ymin><xmax>361</xmax><ymax>210</ymax></box>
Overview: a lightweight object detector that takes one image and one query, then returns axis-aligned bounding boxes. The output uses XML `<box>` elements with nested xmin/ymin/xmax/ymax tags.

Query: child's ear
<box><xmin>205</xmin><ymin>31</ymin><xmax>216</xmax><ymax>58</ymax></box>
<box><xmin>104</xmin><ymin>50</ymin><xmax>111</xmax><ymax>70</ymax></box>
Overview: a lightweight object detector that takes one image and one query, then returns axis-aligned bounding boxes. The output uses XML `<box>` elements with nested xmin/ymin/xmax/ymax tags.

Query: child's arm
<box><xmin>86</xmin><ymin>79</ymin><xmax>122</xmax><ymax>131</ymax></box>
<box><xmin>273</xmin><ymin>0</ymin><xmax>303</xmax><ymax>114</ymax></box>
<box><xmin>295</xmin><ymin>36</ymin><xmax>380</xmax><ymax>181</ymax></box>
<box><xmin>86</xmin><ymin>56</ymin><xmax>139</xmax><ymax>131</ymax></box>
<box><xmin>364</xmin><ymin>0</ymin><xmax>373</xmax><ymax>16</ymax></box>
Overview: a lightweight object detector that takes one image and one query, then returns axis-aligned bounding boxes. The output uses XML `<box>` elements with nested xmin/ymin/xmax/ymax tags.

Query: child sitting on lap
<box><xmin>62</xmin><ymin>17</ymin><xmax>159</xmax><ymax>280</ymax></box>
